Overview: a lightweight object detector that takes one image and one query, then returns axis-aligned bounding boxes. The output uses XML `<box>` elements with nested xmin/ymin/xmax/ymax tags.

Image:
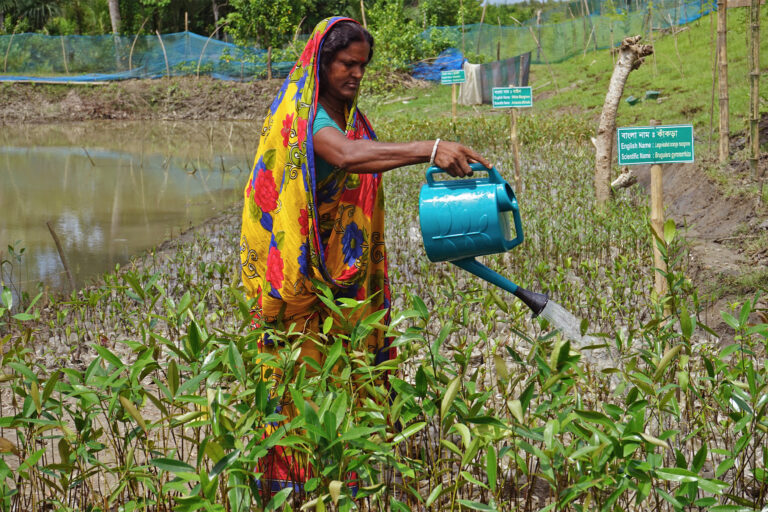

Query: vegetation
<box><xmin>1</xmin><ymin>2</ymin><xmax>766</xmax><ymax>511</ymax></box>
<box><xmin>1</xmin><ymin>109</ymin><xmax>766</xmax><ymax>510</ymax></box>
<box><xmin>0</xmin><ymin>0</ymin><xmax>552</xmax><ymax>37</ymax></box>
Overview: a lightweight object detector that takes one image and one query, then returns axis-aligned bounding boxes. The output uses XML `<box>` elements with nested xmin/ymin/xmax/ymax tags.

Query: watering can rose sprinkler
<box><xmin>419</xmin><ymin>163</ymin><xmax>549</xmax><ymax>317</ymax></box>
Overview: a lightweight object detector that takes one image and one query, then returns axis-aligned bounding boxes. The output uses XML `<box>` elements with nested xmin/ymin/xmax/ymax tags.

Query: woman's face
<box><xmin>323</xmin><ymin>41</ymin><xmax>371</xmax><ymax>102</ymax></box>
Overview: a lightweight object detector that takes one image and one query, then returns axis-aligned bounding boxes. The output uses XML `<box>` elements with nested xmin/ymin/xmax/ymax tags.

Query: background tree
<box><xmin>225</xmin><ymin>0</ymin><xmax>303</xmax><ymax>79</ymax></box>
<box><xmin>108</xmin><ymin>0</ymin><xmax>119</xmax><ymax>33</ymax></box>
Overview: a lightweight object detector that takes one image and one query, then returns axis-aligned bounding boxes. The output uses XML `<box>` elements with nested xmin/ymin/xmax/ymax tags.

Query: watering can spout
<box><xmin>512</xmin><ymin>286</ymin><xmax>549</xmax><ymax>318</ymax></box>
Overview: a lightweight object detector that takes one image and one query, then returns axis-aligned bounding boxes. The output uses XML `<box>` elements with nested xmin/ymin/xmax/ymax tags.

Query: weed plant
<box><xmin>0</xmin><ymin>114</ymin><xmax>766</xmax><ymax>511</ymax></box>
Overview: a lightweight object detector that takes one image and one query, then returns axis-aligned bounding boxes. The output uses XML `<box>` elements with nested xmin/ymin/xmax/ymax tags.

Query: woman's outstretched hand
<box><xmin>432</xmin><ymin>141</ymin><xmax>492</xmax><ymax>177</ymax></box>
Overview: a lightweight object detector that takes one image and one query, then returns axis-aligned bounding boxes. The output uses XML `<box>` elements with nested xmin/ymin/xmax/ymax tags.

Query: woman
<box><xmin>240</xmin><ymin>16</ymin><xmax>489</xmax><ymax>492</ymax></box>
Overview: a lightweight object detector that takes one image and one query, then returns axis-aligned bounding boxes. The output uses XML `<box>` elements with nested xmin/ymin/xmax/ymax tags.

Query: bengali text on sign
<box><xmin>617</xmin><ymin>125</ymin><xmax>694</xmax><ymax>165</ymax></box>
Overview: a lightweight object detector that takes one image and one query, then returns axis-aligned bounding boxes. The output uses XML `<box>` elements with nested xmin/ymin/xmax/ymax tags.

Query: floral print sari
<box><xmin>239</xmin><ymin>17</ymin><xmax>394</xmax><ymax>493</ymax></box>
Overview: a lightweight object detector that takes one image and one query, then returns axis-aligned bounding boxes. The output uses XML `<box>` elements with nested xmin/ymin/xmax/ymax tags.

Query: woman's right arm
<box><xmin>313</xmin><ymin>126</ymin><xmax>491</xmax><ymax>177</ymax></box>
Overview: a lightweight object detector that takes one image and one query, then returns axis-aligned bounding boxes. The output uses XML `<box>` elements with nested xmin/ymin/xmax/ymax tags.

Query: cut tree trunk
<box><xmin>108</xmin><ymin>0</ymin><xmax>121</xmax><ymax>34</ymax></box>
<box><xmin>594</xmin><ymin>35</ymin><xmax>653</xmax><ymax>207</ymax></box>
<box><xmin>717</xmin><ymin>0</ymin><xmax>729</xmax><ymax>164</ymax></box>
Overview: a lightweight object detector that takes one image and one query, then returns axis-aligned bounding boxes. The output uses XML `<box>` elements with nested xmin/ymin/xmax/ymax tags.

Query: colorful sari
<box><xmin>239</xmin><ymin>17</ymin><xmax>394</xmax><ymax>493</ymax></box>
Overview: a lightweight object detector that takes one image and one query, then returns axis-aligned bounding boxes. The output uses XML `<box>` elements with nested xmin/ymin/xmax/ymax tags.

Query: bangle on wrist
<box><xmin>429</xmin><ymin>138</ymin><xmax>441</xmax><ymax>166</ymax></box>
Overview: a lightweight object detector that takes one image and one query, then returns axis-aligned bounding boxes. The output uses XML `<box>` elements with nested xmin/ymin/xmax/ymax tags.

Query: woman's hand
<box><xmin>432</xmin><ymin>141</ymin><xmax>492</xmax><ymax>177</ymax></box>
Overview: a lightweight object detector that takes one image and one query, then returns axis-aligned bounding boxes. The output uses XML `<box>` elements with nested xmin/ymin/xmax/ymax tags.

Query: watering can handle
<box><xmin>425</xmin><ymin>163</ymin><xmax>504</xmax><ymax>185</ymax></box>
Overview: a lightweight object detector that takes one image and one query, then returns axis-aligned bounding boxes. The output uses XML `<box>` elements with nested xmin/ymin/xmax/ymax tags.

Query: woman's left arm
<box><xmin>313</xmin><ymin>126</ymin><xmax>490</xmax><ymax>177</ymax></box>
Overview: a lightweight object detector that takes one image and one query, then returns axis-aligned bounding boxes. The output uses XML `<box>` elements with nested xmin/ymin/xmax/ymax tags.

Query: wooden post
<box><xmin>185</xmin><ymin>11</ymin><xmax>189</xmax><ymax>32</ymax></box>
<box><xmin>452</xmin><ymin>83</ymin><xmax>457</xmax><ymax>120</ymax></box>
<box><xmin>717</xmin><ymin>0</ymin><xmax>729</xmax><ymax>163</ymax></box>
<box><xmin>511</xmin><ymin>109</ymin><xmax>522</xmax><ymax>193</ymax></box>
<box><xmin>649</xmin><ymin>120</ymin><xmax>668</xmax><ymax>301</ymax></box>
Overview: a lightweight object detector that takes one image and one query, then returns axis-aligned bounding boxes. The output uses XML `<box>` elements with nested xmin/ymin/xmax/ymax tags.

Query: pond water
<box><xmin>0</xmin><ymin>120</ymin><xmax>259</xmax><ymax>295</ymax></box>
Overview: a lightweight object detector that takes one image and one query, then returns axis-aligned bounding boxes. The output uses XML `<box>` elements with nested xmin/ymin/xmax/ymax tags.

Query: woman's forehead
<box><xmin>333</xmin><ymin>41</ymin><xmax>370</xmax><ymax>61</ymax></box>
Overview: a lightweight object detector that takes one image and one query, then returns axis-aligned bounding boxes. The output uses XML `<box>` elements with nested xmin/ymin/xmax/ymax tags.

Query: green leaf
<box><xmin>41</xmin><ymin>370</ymin><xmax>60</xmax><ymax>404</ymax></box>
<box><xmin>663</xmin><ymin>219</ymin><xmax>676</xmax><ymax>245</ymax></box>
<box><xmin>322</xmin><ymin>316</ymin><xmax>333</xmax><ymax>334</ymax></box>
<box><xmin>119</xmin><ymin>395</ymin><xmax>148</xmax><ymax>433</ymax></box>
<box><xmin>507</xmin><ymin>399</ymin><xmax>523</xmax><ymax>423</ymax></box>
<box><xmin>656</xmin><ymin>467</ymin><xmax>699</xmax><ymax>483</ymax></box>
<box><xmin>425</xmin><ymin>483</ymin><xmax>443</xmax><ymax>508</ymax></box>
<box><xmin>486</xmin><ymin>445</ymin><xmax>497</xmax><ymax>492</ymax></box>
<box><xmin>653</xmin><ymin>345</ymin><xmax>681</xmax><ymax>382</ymax></box>
<box><xmin>1</xmin><ymin>288</ymin><xmax>11</xmax><ymax>309</ymax></box>
<box><xmin>167</xmin><ymin>360</ymin><xmax>179</xmax><ymax>398</ymax></box>
<box><xmin>456</xmin><ymin>499</ymin><xmax>497</xmax><ymax>511</ymax></box>
<box><xmin>393</xmin><ymin>421</ymin><xmax>426</xmax><ymax>444</ymax></box>
<box><xmin>151</xmin><ymin>457</ymin><xmax>195</xmax><ymax>474</ymax></box>
<box><xmin>715</xmin><ymin>458</ymin><xmax>735</xmax><ymax>478</ymax></box>
<box><xmin>441</xmin><ymin>376</ymin><xmax>461</xmax><ymax>419</ymax></box>
<box><xmin>266</xmin><ymin>487</ymin><xmax>292</xmax><ymax>511</ymax></box>
<box><xmin>228</xmin><ymin>341</ymin><xmax>246</xmax><ymax>383</ymax></box>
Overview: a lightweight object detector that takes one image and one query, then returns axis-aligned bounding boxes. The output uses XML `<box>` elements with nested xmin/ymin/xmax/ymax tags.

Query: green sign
<box><xmin>617</xmin><ymin>125</ymin><xmax>695</xmax><ymax>165</ymax></box>
<box><xmin>441</xmin><ymin>70</ymin><xmax>465</xmax><ymax>85</ymax></box>
<box><xmin>492</xmin><ymin>86</ymin><xmax>533</xmax><ymax>108</ymax></box>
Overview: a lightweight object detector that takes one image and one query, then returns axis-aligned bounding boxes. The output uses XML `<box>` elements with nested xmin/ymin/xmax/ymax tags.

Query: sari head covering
<box><xmin>240</xmin><ymin>17</ymin><xmax>392</xmax><ymax>353</ymax></box>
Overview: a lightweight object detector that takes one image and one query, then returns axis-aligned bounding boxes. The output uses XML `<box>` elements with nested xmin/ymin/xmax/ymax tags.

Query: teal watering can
<box><xmin>419</xmin><ymin>163</ymin><xmax>548</xmax><ymax>316</ymax></box>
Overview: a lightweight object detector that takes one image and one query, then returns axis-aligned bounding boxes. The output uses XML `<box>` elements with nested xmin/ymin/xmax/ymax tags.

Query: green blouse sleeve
<box><xmin>312</xmin><ymin>104</ymin><xmax>343</xmax><ymax>182</ymax></box>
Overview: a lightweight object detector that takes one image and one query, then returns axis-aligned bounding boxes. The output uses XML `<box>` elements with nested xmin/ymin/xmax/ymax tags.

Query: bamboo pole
<box><xmin>649</xmin><ymin>119</ymin><xmax>668</xmax><ymax>302</ymax></box>
<box><xmin>452</xmin><ymin>83</ymin><xmax>457</xmax><ymax>120</ymax></box>
<box><xmin>3</xmin><ymin>29</ymin><xmax>16</xmax><ymax>73</ymax></box>
<box><xmin>708</xmin><ymin>3</ymin><xmax>716</xmax><ymax>153</ymax></box>
<box><xmin>129</xmin><ymin>16</ymin><xmax>151</xmax><ymax>71</ymax></box>
<box><xmin>156</xmin><ymin>30</ymin><xmax>170</xmax><ymax>78</ymax></box>
<box><xmin>717</xmin><ymin>0</ymin><xmax>729</xmax><ymax>164</ymax></box>
<box><xmin>511</xmin><ymin>109</ymin><xmax>522</xmax><ymax>193</ymax></box>
<box><xmin>46</xmin><ymin>221</ymin><xmax>76</xmax><ymax>292</ymax></box>
<box><xmin>360</xmin><ymin>0</ymin><xmax>367</xmax><ymax>29</ymax></box>
<box><xmin>748</xmin><ymin>0</ymin><xmax>760</xmax><ymax>183</ymax></box>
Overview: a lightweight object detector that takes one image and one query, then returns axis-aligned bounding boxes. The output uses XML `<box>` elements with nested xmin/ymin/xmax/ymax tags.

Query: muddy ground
<box><xmin>0</xmin><ymin>76</ymin><xmax>282</xmax><ymax>122</ymax></box>
<box><xmin>2</xmin><ymin>76</ymin><xmax>766</xmax><ymax>329</ymax></box>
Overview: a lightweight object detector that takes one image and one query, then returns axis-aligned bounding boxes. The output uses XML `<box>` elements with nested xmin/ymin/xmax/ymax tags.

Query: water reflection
<box><xmin>0</xmin><ymin>121</ymin><xmax>257</xmax><ymax>294</ymax></box>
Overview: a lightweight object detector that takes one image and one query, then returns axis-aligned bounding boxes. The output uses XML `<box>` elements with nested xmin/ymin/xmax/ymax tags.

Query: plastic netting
<box><xmin>0</xmin><ymin>0</ymin><xmax>713</xmax><ymax>82</ymax></box>
<box><xmin>424</xmin><ymin>0</ymin><xmax>712</xmax><ymax>65</ymax></box>
<box><xmin>0</xmin><ymin>31</ymin><xmax>295</xmax><ymax>82</ymax></box>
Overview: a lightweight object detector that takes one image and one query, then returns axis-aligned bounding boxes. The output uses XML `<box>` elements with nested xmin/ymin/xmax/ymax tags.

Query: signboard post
<box><xmin>617</xmin><ymin>122</ymin><xmax>695</xmax><ymax>304</ymax></box>
<box><xmin>492</xmin><ymin>86</ymin><xmax>533</xmax><ymax>193</ymax></box>
<box><xmin>441</xmin><ymin>70</ymin><xmax>465</xmax><ymax>121</ymax></box>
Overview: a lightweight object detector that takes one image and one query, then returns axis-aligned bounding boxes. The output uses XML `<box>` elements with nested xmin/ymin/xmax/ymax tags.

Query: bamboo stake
<box><xmin>3</xmin><ymin>29</ymin><xmax>16</xmax><ymax>73</ymax></box>
<box><xmin>360</xmin><ymin>0</ymin><xmax>367</xmax><ymax>29</ymax></box>
<box><xmin>708</xmin><ymin>4</ymin><xmax>716</xmax><ymax>153</ymax></box>
<box><xmin>129</xmin><ymin>16</ymin><xmax>151</xmax><ymax>71</ymax></box>
<box><xmin>155</xmin><ymin>30</ymin><xmax>170</xmax><ymax>78</ymax></box>
<box><xmin>717</xmin><ymin>0</ymin><xmax>729</xmax><ymax>164</ymax></box>
<box><xmin>452</xmin><ymin>83</ymin><xmax>457</xmax><ymax>120</ymax></box>
<box><xmin>197</xmin><ymin>21</ymin><xmax>227</xmax><ymax>78</ymax></box>
<box><xmin>748</xmin><ymin>0</ymin><xmax>760</xmax><ymax>183</ymax></box>
<box><xmin>46</xmin><ymin>221</ymin><xmax>76</xmax><ymax>292</ymax></box>
<box><xmin>649</xmin><ymin>119</ymin><xmax>668</xmax><ymax>302</ymax></box>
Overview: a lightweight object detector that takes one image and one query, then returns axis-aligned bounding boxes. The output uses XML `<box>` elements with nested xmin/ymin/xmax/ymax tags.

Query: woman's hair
<box><xmin>318</xmin><ymin>21</ymin><xmax>374</xmax><ymax>80</ymax></box>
